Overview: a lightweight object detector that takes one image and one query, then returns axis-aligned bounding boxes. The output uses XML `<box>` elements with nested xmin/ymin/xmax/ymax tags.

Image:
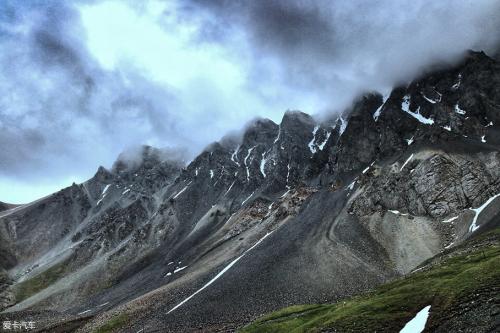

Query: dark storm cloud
<box><xmin>185</xmin><ymin>0</ymin><xmax>500</xmax><ymax>110</ymax></box>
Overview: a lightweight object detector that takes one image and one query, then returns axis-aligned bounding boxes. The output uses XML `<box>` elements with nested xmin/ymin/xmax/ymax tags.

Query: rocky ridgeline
<box><xmin>1</xmin><ymin>51</ymin><xmax>500</xmax><ymax>332</ymax></box>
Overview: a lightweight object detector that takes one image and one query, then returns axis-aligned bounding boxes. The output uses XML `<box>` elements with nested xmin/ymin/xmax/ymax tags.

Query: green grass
<box><xmin>92</xmin><ymin>314</ymin><xmax>129</xmax><ymax>333</ymax></box>
<box><xmin>240</xmin><ymin>234</ymin><xmax>500</xmax><ymax>333</ymax></box>
<box><xmin>14</xmin><ymin>259</ymin><xmax>70</xmax><ymax>302</ymax></box>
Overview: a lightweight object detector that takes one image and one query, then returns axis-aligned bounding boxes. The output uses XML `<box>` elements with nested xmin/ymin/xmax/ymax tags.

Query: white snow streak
<box><xmin>273</xmin><ymin>126</ymin><xmax>281</xmax><ymax>144</ymax></box>
<box><xmin>244</xmin><ymin>146</ymin><xmax>256</xmax><ymax>181</ymax></box>
<box><xmin>280</xmin><ymin>189</ymin><xmax>291</xmax><ymax>198</ymax></box>
<box><xmin>102</xmin><ymin>184</ymin><xmax>111</xmax><ymax>195</ymax></box>
<box><xmin>308</xmin><ymin>125</ymin><xmax>320</xmax><ymax>154</ymax></box>
<box><xmin>400</xmin><ymin>305</ymin><xmax>431</xmax><ymax>333</ymax></box>
<box><xmin>96</xmin><ymin>197</ymin><xmax>105</xmax><ymax>206</ymax></box>
<box><xmin>122</xmin><ymin>189</ymin><xmax>130</xmax><ymax>195</ymax></box>
<box><xmin>481</xmin><ymin>135</ymin><xmax>486</xmax><ymax>143</ymax></box>
<box><xmin>389</xmin><ymin>210</ymin><xmax>409</xmax><ymax>216</ymax></box>
<box><xmin>231</xmin><ymin>145</ymin><xmax>240</xmax><ymax>166</ymax></box>
<box><xmin>167</xmin><ymin>231</ymin><xmax>274</xmax><ymax>314</ymax></box>
<box><xmin>210</xmin><ymin>170</ymin><xmax>214</xmax><ymax>179</ymax></box>
<box><xmin>442</xmin><ymin>216</ymin><xmax>459</xmax><ymax>223</ymax></box>
<box><xmin>241</xmin><ymin>191</ymin><xmax>255</xmax><ymax>206</ymax></box>
<box><xmin>260</xmin><ymin>153</ymin><xmax>267</xmax><ymax>177</ymax></box>
<box><xmin>400</xmin><ymin>154</ymin><xmax>414</xmax><ymax>171</ymax></box>
<box><xmin>173</xmin><ymin>182</ymin><xmax>192</xmax><ymax>199</ymax></box>
<box><xmin>96</xmin><ymin>184</ymin><xmax>112</xmax><ymax>205</ymax></box>
<box><xmin>77</xmin><ymin>310</ymin><xmax>91</xmax><ymax>316</ymax></box>
<box><xmin>406</xmin><ymin>136</ymin><xmax>414</xmax><ymax>145</ymax></box>
<box><xmin>422</xmin><ymin>93</ymin><xmax>440</xmax><ymax>104</ymax></box>
<box><xmin>469</xmin><ymin>193</ymin><xmax>500</xmax><ymax>232</ymax></box>
<box><xmin>224</xmin><ymin>181</ymin><xmax>236</xmax><ymax>196</ymax></box>
<box><xmin>174</xmin><ymin>266</ymin><xmax>187</xmax><ymax>273</ymax></box>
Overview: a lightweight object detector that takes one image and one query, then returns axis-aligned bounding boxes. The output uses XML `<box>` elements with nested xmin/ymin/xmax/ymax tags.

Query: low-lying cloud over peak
<box><xmin>1</xmin><ymin>0</ymin><xmax>499</xmax><ymax>203</ymax></box>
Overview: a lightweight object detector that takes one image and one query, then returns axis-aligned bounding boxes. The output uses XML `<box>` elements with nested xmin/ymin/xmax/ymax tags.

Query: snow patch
<box><xmin>402</xmin><ymin>95</ymin><xmax>434</xmax><ymax>125</ymax></box>
<box><xmin>373</xmin><ymin>91</ymin><xmax>391</xmax><ymax>121</ymax></box>
<box><xmin>406</xmin><ymin>136</ymin><xmax>414</xmax><ymax>145</ymax></box>
<box><xmin>400</xmin><ymin>305</ymin><xmax>431</xmax><ymax>333</ymax></box>
<box><xmin>339</xmin><ymin>117</ymin><xmax>348</xmax><ymax>136</ymax></box>
<box><xmin>96</xmin><ymin>197</ymin><xmax>105</xmax><ymax>206</ymax></box>
<box><xmin>442</xmin><ymin>216</ymin><xmax>458</xmax><ymax>223</ymax></box>
<box><xmin>389</xmin><ymin>210</ymin><xmax>409</xmax><ymax>216</ymax></box>
<box><xmin>273</xmin><ymin>126</ymin><xmax>281</xmax><ymax>144</ymax></box>
<box><xmin>244</xmin><ymin>146</ymin><xmax>256</xmax><ymax>181</ymax></box>
<box><xmin>224</xmin><ymin>181</ymin><xmax>236</xmax><ymax>196</ymax></box>
<box><xmin>166</xmin><ymin>231</ymin><xmax>274</xmax><ymax>314</ymax></box>
<box><xmin>481</xmin><ymin>135</ymin><xmax>486</xmax><ymax>143</ymax></box>
<box><xmin>281</xmin><ymin>189</ymin><xmax>291</xmax><ymax>198</ymax></box>
<box><xmin>122</xmin><ymin>189</ymin><xmax>130</xmax><ymax>195</ymax></box>
<box><xmin>400</xmin><ymin>154</ymin><xmax>414</xmax><ymax>171</ymax></box>
<box><xmin>442</xmin><ymin>125</ymin><xmax>451</xmax><ymax>131</ymax></box>
<box><xmin>102</xmin><ymin>184</ymin><xmax>111</xmax><ymax>195</ymax></box>
<box><xmin>241</xmin><ymin>191</ymin><xmax>255</xmax><ymax>206</ymax></box>
<box><xmin>469</xmin><ymin>193</ymin><xmax>500</xmax><ymax>232</ymax></box>
<box><xmin>308</xmin><ymin>126</ymin><xmax>320</xmax><ymax>154</ymax></box>
<box><xmin>210</xmin><ymin>170</ymin><xmax>214</xmax><ymax>179</ymax></box>
<box><xmin>174</xmin><ymin>266</ymin><xmax>187</xmax><ymax>273</ymax></box>
<box><xmin>173</xmin><ymin>181</ymin><xmax>192</xmax><ymax>199</ymax></box>
<box><xmin>77</xmin><ymin>310</ymin><xmax>91</xmax><ymax>316</ymax></box>
<box><xmin>231</xmin><ymin>145</ymin><xmax>240</xmax><ymax>166</ymax></box>
<box><xmin>260</xmin><ymin>153</ymin><xmax>267</xmax><ymax>177</ymax></box>
<box><xmin>318</xmin><ymin>131</ymin><xmax>331</xmax><ymax>150</ymax></box>
<box><xmin>451</xmin><ymin>74</ymin><xmax>461</xmax><ymax>90</ymax></box>
<box><xmin>454</xmin><ymin>104</ymin><xmax>466</xmax><ymax>115</ymax></box>
<box><xmin>96</xmin><ymin>184</ymin><xmax>112</xmax><ymax>205</ymax></box>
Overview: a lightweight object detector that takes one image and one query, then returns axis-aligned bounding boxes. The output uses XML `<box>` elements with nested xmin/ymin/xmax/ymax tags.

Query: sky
<box><xmin>1</xmin><ymin>0</ymin><xmax>500</xmax><ymax>203</ymax></box>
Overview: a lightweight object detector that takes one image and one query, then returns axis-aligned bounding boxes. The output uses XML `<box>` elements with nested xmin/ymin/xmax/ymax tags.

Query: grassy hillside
<box><xmin>240</xmin><ymin>228</ymin><xmax>500</xmax><ymax>333</ymax></box>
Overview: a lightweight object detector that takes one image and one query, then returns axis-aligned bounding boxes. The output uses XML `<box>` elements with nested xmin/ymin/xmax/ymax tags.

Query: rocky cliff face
<box><xmin>1</xmin><ymin>51</ymin><xmax>500</xmax><ymax>332</ymax></box>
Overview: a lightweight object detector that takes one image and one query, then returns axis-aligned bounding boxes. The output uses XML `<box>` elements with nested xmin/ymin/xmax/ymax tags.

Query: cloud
<box><xmin>185</xmin><ymin>0</ymin><xmax>500</xmax><ymax>107</ymax></box>
<box><xmin>1</xmin><ymin>0</ymin><xmax>500</xmax><ymax>202</ymax></box>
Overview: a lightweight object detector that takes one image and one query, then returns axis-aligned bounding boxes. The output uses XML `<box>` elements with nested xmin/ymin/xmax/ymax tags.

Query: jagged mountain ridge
<box><xmin>0</xmin><ymin>51</ymin><xmax>500</xmax><ymax>332</ymax></box>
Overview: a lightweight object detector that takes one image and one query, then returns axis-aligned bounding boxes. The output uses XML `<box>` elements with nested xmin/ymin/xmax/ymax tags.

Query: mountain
<box><xmin>1</xmin><ymin>50</ymin><xmax>500</xmax><ymax>332</ymax></box>
<box><xmin>0</xmin><ymin>202</ymin><xmax>17</xmax><ymax>213</ymax></box>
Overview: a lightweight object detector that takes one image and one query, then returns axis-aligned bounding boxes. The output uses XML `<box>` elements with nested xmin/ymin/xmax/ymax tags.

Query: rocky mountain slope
<box><xmin>241</xmin><ymin>224</ymin><xmax>500</xmax><ymax>333</ymax></box>
<box><xmin>1</xmin><ymin>50</ymin><xmax>500</xmax><ymax>332</ymax></box>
